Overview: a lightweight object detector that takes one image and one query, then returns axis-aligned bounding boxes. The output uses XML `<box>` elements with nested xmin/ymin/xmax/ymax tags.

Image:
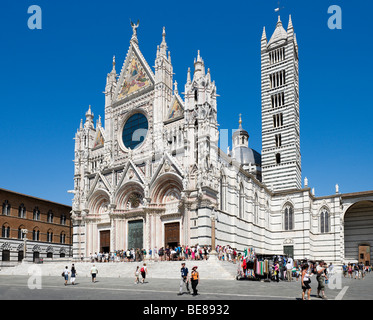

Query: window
<box><xmin>18</xmin><ymin>227</ymin><xmax>26</xmax><ymax>239</ymax></box>
<box><xmin>275</xmin><ymin>134</ymin><xmax>282</xmax><ymax>147</ymax></box>
<box><xmin>47</xmin><ymin>210</ymin><xmax>53</xmax><ymax>223</ymax></box>
<box><xmin>60</xmin><ymin>232</ymin><xmax>66</xmax><ymax>244</ymax></box>
<box><xmin>61</xmin><ymin>215</ymin><xmax>66</xmax><ymax>225</ymax></box>
<box><xmin>2</xmin><ymin>201</ymin><xmax>10</xmax><ymax>215</ymax></box>
<box><xmin>33</xmin><ymin>207</ymin><xmax>40</xmax><ymax>221</ymax></box>
<box><xmin>269</xmin><ymin>70</ymin><xmax>286</xmax><ymax>89</ymax></box>
<box><xmin>276</xmin><ymin>153</ymin><xmax>281</xmax><ymax>164</ymax></box>
<box><xmin>269</xmin><ymin>47</ymin><xmax>285</xmax><ymax>65</ymax></box>
<box><xmin>2</xmin><ymin>224</ymin><xmax>10</xmax><ymax>238</ymax></box>
<box><xmin>284</xmin><ymin>205</ymin><xmax>294</xmax><ymax>230</ymax></box>
<box><xmin>122</xmin><ymin>113</ymin><xmax>148</xmax><ymax>150</ymax></box>
<box><xmin>271</xmin><ymin>92</ymin><xmax>285</xmax><ymax>109</ymax></box>
<box><xmin>320</xmin><ymin>209</ymin><xmax>330</xmax><ymax>233</ymax></box>
<box><xmin>273</xmin><ymin>113</ymin><xmax>283</xmax><ymax>128</ymax></box>
<box><xmin>18</xmin><ymin>204</ymin><xmax>26</xmax><ymax>218</ymax></box>
<box><xmin>33</xmin><ymin>229</ymin><xmax>40</xmax><ymax>241</ymax></box>
<box><xmin>47</xmin><ymin>230</ymin><xmax>53</xmax><ymax>242</ymax></box>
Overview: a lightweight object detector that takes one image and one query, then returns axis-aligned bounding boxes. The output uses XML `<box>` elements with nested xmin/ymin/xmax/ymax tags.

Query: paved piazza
<box><xmin>0</xmin><ymin>269</ymin><xmax>372</xmax><ymax>301</ymax></box>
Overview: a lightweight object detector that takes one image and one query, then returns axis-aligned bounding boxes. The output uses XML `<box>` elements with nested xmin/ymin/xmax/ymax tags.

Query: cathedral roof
<box><xmin>267</xmin><ymin>16</ymin><xmax>288</xmax><ymax>48</ymax></box>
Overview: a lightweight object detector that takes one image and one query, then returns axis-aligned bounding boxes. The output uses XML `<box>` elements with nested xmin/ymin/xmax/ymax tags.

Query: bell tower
<box><xmin>261</xmin><ymin>15</ymin><xmax>301</xmax><ymax>191</ymax></box>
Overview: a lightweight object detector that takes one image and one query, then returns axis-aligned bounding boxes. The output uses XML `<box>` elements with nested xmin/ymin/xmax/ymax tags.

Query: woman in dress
<box><xmin>301</xmin><ymin>263</ymin><xmax>312</xmax><ymax>300</ymax></box>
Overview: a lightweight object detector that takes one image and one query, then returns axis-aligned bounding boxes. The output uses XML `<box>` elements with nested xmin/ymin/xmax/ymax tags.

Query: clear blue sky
<box><xmin>1</xmin><ymin>0</ymin><xmax>372</xmax><ymax>205</ymax></box>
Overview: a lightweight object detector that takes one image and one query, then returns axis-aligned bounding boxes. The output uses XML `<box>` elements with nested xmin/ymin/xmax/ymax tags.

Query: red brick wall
<box><xmin>0</xmin><ymin>189</ymin><xmax>72</xmax><ymax>245</ymax></box>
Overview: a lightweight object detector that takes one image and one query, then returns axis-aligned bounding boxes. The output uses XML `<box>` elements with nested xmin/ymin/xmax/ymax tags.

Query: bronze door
<box><xmin>165</xmin><ymin>222</ymin><xmax>180</xmax><ymax>248</ymax></box>
<box><xmin>100</xmin><ymin>230</ymin><xmax>110</xmax><ymax>253</ymax></box>
<box><xmin>128</xmin><ymin>220</ymin><xmax>143</xmax><ymax>250</ymax></box>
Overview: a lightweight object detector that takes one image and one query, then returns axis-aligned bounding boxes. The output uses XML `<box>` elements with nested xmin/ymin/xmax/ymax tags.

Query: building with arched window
<box><xmin>0</xmin><ymin>188</ymin><xmax>72</xmax><ymax>263</ymax></box>
<box><xmin>71</xmin><ymin>17</ymin><xmax>373</xmax><ymax>265</ymax></box>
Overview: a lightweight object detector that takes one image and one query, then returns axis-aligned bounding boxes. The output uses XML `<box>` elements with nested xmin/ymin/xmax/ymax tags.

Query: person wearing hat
<box><xmin>190</xmin><ymin>266</ymin><xmax>199</xmax><ymax>296</ymax></box>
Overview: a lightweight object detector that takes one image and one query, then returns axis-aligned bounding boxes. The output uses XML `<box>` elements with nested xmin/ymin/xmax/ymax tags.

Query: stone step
<box><xmin>0</xmin><ymin>258</ymin><xmax>239</xmax><ymax>280</ymax></box>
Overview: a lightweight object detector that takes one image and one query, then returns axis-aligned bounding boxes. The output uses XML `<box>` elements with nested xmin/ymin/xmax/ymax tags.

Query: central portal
<box><xmin>128</xmin><ymin>220</ymin><xmax>143</xmax><ymax>250</ymax></box>
<box><xmin>164</xmin><ymin>222</ymin><xmax>180</xmax><ymax>248</ymax></box>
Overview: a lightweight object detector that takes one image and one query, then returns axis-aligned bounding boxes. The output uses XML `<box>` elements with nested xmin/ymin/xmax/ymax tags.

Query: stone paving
<box><xmin>0</xmin><ymin>264</ymin><xmax>372</xmax><ymax>300</ymax></box>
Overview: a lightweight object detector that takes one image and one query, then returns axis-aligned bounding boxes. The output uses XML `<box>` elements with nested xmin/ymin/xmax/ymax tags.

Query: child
<box><xmin>135</xmin><ymin>266</ymin><xmax>140</xmax><ymax>284</ymax></box>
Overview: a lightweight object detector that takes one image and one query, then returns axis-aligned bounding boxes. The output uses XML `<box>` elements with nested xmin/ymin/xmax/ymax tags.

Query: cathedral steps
<box><xmin>0</xmin><ymin>258</ymin><xmax>238</xmax><ymax>280</ymax></box>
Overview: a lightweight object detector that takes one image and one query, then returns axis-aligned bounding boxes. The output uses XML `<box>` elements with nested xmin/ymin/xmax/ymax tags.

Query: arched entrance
<box><xmin>344</xmin><ymin>201</ymin><xmax>373</xmax><ymax>265</ymax></box>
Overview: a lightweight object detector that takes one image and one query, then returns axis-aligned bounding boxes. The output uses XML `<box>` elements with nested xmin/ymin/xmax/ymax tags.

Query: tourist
<box><xmin>90</xmin><ymin>264</ymin><xmax>98</xmax><ymax>283</ymax></box>
<box><xmin>354</xmin><ymin>263</ymin><xmax>359</xmax><ymax>279</ymax></box>
<box><xmin>301</xmin><ymin>263</ymin><xmax>312</xmax><ymax>300</ymax></box>
<box><xmin>342</xmin><ymin>263</ymin><xmax>347</xmax><ymax>278</ymax></box>
<box><xmin>62</xmin><ymin>266</ymin><xmax>69</xmax><ymax>286</ymax></box>
<box><xmin>135</xmin><ymin>266</ymin><xmax>140</xmax><ymax>284</ymax></box>
<box><xmin>190</xmin><ymin>266</ymin><xmax>199</xmax><ymax>296</ymax></box>
<box><xmin>348</xmin><ymin>263</ymin><xmax>353</xmax><ymax>278</ymax></box>
<box><xmin>286</xmin><ymin>258</ymin><xmax>293</xmax><ymax>281</ymax></box>
<box><xmin>71</xmin><ymin>264</ymin><xmax>77</xmax><ymax>285</ymax></box>
<box><xmin>316</xmin><ymin>261</ymin><xmax>328</xmax><ymax>299</ymax></box>
<box><xmin>140</xmin><ymin>263</ymin><xmax>148</xmax><ymax>283</ymax></box>
<box><xmin>273</xmin><ymin>261</ymin><xmax>280</xmax><ymax>282</ymax></box>
<box><xmin>178</xmin><ymin>262</ymin><xmax>190</xmax><ymax>295</ymax></box>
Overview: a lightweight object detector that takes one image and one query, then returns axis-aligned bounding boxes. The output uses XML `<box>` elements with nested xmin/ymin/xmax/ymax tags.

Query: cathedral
<box><xmin>71</xmin><ymin>16</ymin><xmax>373</xmax><ymax>265</ymax></box>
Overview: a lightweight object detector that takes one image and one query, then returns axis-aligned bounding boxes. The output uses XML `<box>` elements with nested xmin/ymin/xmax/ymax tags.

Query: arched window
<box><xmin>2</xmin><ymin>224</ymin><xmax>10</xmax><ymax>238</ymax></box>
<box><xmin>33</xmin><ymin>207</ymin><xmax>40</xmax><ymax>221</ymax></box>
<box><xmin>60</xmin><ymin>215</ymin><xmax>66</xmax><ymax>225</ymax></box>
<box><xmin>18</xmin><ymin>204</ymin><xmax>26</xmax><ymax>218</ymax></box>
<box><xmin>60</xmin><ymin>232</ymin><xmax>66</xmax><ymax>244</ymax></box>
<box><xmin>2</xmin><ymin>201</ymin><xmax>10</xmax><ymax>215</ymax></box>
<box><xmin>320</xmin><ymin>209</ymin><xmax>330</xmax><ymax>233</ymax></box>
<box><xmin>33</xmin><ymin>228</ymin><xmax>40</xmax><ymax>241</ymax></box>
<box><xmin>284</xmin><ymin>204</ymin><xmax>294</xmax><ymax>230</ymax></box>
<box><xmin>239</xmin><ymin>184</ymin><xmax>244</xmax><ymax>218</ymax></box>
<box><xmin>47</xmin><ymin>230</ymin><xmax>53</xmax><ymax>242</ymax></box>
<box><xmin>47</xmin><ymin>210</ymin><xmax>54</xmax><ymax>223</ymax></box>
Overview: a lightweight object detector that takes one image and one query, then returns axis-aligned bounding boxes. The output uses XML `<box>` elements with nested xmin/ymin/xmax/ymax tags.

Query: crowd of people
<box><xmin>342</xmin><ymin>262</ymin><xmax>372</xmax><ymax>279</ymax></box>
<box><xmin>87</xmin><ymin>244</ymin><xmax>213</xmax><ymax>263</ymax></box>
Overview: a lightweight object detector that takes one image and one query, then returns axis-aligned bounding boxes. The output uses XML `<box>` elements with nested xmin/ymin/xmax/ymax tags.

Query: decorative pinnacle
<box><xmin>239</xmin><ymin>113</ymin><xmax>242</xmax><ymax>128</ymax></box>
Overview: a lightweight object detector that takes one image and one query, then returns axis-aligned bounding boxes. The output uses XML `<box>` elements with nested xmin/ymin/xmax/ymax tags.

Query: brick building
<box><xmin>0</xmin><ymin>188</ymin><xmax>72</xmax><ymax>262</ymax></box>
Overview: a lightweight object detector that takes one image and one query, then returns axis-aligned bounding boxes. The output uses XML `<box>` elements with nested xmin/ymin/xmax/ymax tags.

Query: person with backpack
<box><xmin>190</xmin><ymin>266</ymin><xmax>199</xmax><ymax>296</ymax></box>
<box><xmin>178</xmin><ymin>263</ymin><xmax>190</xmax><ymax>295</ymax></box>
<box><xmin>140</xmin><ymin>263</ymin><xmax>148</xmax><ymax>283</ymax></box>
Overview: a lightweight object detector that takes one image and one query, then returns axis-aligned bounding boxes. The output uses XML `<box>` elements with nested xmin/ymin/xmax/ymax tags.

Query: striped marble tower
<box><xmin>261</xmin><ymin>15</ymin><xmax>301</xmax><ymax>191</ymax></box>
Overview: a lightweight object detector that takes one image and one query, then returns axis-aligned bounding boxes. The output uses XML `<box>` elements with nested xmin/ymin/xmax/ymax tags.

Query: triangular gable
<box><xmin>150</xmin><ymin>152</ymin><xmax>184</xmax><ymax>187</ymax></box>
<box><xmin>114</xmin><ymin>43</ymin><xmax>155</xmax><ymax>102</ymax></box>
<box><xmin>166</xmin><ymin>95</ymin><xmax>184</xmax><ymax>121</ymax></box>
<box><xmin>88</xmin><ymin>172</ymin><xmax>112</xmax><ymax>199</ymax></box>
<box><xmin>116</xmin><ymin>159</ymin><xmax>146</xmax><ymax>190</ymax></box>
<box><xmin>93</xmin><ymin>128</ymin><xmax>105</xmax><ymax>149</ymax></box>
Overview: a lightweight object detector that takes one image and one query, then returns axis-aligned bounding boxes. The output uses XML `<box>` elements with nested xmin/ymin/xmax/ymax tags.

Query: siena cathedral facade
<box><xmin>71</xmin><ymin>16</ymin><xmax>373</xmax><ymax>265</ymax></box>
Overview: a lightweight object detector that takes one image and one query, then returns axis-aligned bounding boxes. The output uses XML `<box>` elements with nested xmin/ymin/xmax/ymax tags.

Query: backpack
<box><xmin>140</xmin><ymin>267</ymin><xmax>145</xmax><ymax>273</ymax></box>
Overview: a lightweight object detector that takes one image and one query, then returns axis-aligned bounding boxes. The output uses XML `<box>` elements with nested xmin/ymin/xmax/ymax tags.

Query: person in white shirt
<box><xmin>286</xmin><ymin>257</ymin><xmax>294</xmax><ymax>281</ymax></box>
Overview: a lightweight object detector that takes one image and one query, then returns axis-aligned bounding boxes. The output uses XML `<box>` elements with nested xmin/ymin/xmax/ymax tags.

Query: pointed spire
<box><xmin>288</xmin><ymin>14</ymin><xmax>293</xmax><ymax>30</ymax></box>
<box><xmin>111</xmin><ymin>55</ymin><xmax>116</xmax><ymax>73</ymax></box>
<box><xmin>238</xmin><ymin>113</ymin><xmax>242</xmax><ymax>129</ymax></box>
<box><xmin>174</xmin><ymin>80</ymin><xmax>178</xmax><ymax>95</ymax></box>
<box><xmin>187</xmin><ymin>67</ymin><xmax>191</xmax><ymax>84</ymax></box>
<box><xmin>159</xmin><ymin>26</ymin><xmax>168</xmax><ymax>56</ymax></box>
<box><xmin>261</xmin><ymin>26</ymin><xmax>267</xmax><ymax>40</ymax></box>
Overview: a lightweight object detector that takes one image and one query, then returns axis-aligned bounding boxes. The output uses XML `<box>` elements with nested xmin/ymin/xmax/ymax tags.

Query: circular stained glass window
<box><xmin>122</xmin><ymin>113</ymin><xmax>148</xmax><ymax>150</ymax></box>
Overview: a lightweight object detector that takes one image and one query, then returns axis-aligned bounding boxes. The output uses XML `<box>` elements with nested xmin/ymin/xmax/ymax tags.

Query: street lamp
<box><xmin>21</xmin><ymin>229</ymin><xmax>28</xmax><ymax>262</ymax></box>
